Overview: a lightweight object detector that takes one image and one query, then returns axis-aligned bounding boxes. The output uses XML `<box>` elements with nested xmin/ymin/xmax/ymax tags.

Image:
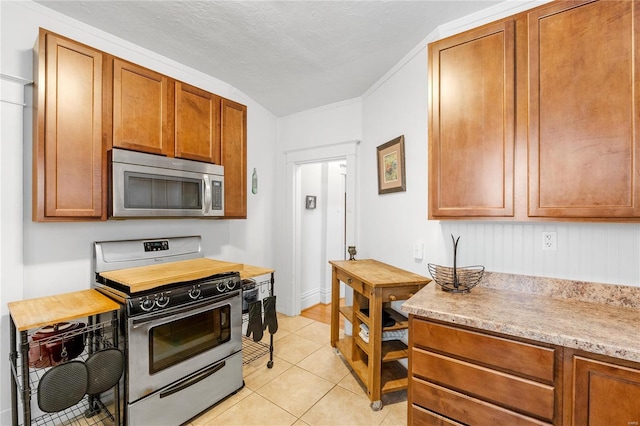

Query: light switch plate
<box><xmin>413</xmin><ymin>242</ymin><xmax>424</xmax><ymax>260</ymax></box>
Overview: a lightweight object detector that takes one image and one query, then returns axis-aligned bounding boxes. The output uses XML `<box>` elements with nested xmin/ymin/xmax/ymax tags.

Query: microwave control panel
<box><xmin>212</xmin><ymin>180</ymin><xmax>223</xmax><ymax>210</ymax></box>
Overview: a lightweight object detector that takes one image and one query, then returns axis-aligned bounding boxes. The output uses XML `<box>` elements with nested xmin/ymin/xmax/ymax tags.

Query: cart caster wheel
<box><xmin>371</xmin><ymin>400</ymin><xmax>383</xmax><ymax>411</ymax></box>
<box><xmin>267</xmin><ymin>360</ymin><xmax>273</xmax><ymax>368</ymax></box>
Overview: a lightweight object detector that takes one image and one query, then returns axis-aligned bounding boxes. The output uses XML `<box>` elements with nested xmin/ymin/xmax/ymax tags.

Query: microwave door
<box><xmin>113</xmin><ymin>164</ymin><xmax>207</xmax><ymax>217</ymax></box>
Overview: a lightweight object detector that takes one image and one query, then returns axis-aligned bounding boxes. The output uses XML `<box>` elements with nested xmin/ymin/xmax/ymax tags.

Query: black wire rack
<box><xmin>11</xmin><ymin>320</ymin><xmax>120</xmax><ymax>426</ymax></box>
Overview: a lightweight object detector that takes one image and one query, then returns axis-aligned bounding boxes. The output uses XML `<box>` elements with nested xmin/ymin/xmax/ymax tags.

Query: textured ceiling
<box><xmin>35</xmin><ymin>0</ymin><xmax>501</xmax><ymax>117</ymax></box>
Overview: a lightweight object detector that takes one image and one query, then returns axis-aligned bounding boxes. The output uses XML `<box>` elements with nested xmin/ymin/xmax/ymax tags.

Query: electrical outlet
<box><xmin>542</xmin><ymin>231</ymin><xmax>557</xmax><ymax>251</ymax></box>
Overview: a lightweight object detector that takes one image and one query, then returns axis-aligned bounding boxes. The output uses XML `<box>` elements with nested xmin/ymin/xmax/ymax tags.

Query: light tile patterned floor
<box><xmin>189</xmin><ymin>314</ymin><xmax>408</xmax><ymax>426</ymax></box>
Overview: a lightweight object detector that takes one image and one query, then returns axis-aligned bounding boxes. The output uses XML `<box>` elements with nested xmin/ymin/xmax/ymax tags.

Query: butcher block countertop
<box><xmin>329</xmin><ymin>259</ymin><xmax>431</xmax><ymax>287</ymax></box>
<box><xmin>402</xmin><ymin>274</ymin><xmax>640</xmax><ymax>363</ymax></box>
<box><xmin>99</xmin><ymin>258</ymin><xmax>274</xmax><ymax>294</ymax></box>
<box><xmin>8</xmin><ymin>290</ymin><xmax>120</xmax><ymax>332</ymax></box>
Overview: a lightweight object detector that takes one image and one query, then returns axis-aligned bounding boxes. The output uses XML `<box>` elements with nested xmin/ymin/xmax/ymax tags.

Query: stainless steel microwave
<box><xmin>110</xmin><ymin>148</ymin><xmax>224</xmax><ymax>218</ymax></box>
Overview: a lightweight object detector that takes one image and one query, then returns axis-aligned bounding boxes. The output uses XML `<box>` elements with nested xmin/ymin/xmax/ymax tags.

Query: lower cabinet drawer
<box><xmin>412</xmin><ymin>348</ymin><xmax>555</xmax><ymax>422</ymax></box>
<box><xmin>412</xmin><ymin>377</ymin><xmax>551</xmax><ymax>426</ymax></box>
<box><xmin>412</xmin><ymin>318</ymin><xmax>555</xmax><ymax>382</ymax></box>
<box><xmin>412</xmin><ymin>404</ymin><xmax>464</xmax><ymax>426</ymax></box>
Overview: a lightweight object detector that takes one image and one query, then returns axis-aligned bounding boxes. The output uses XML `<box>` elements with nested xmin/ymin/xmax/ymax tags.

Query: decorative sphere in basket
<box><xmin>428</xmin><ymin>235</ymin><xmax>484</xmax><ymax>293</ymax></box>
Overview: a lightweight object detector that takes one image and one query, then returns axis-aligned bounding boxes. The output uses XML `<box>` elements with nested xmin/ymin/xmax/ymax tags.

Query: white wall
<box><xmin>0</xmin><ymin>2</ymin><xmax>277</xmax><ymax>422</ymax></box>
<box><xmin>300</xmin><ymin>163</ymin><xmax>323</xmax><ymax>308</ymax></box>
<box><xmin>323</xmin><ymin>161</ymin><xmax>346</xmax><ymax>302</ymax></box>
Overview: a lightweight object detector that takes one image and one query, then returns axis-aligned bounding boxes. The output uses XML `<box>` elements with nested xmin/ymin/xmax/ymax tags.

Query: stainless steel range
<box><xmin>93</xmin><ymin>236</ymin><xmax>243</xmax><ymax>426</ymax></box>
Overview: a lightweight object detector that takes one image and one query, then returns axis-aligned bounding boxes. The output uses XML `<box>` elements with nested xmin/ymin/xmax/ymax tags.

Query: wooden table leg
<box><xmin>368</xmin><ymin>287</ymin><xmax>383</xmax><ymax>410</ymax></box>
<box><xmin>330</xmin><ymin>266</ymin><xmax>339</xmax><ymax>348</ymax></box>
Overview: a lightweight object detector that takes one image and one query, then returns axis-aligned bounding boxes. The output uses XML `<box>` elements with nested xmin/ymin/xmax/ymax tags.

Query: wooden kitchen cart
<box><xmin>8</xmin><ymin>290</ymin><xmax>122</xmax><ymax>426</ymax></box>
<box><xmin>329</xmin><ymin>259</ymin><xmax>431</xmax><ymax>410</ymax></box>
<box><xmin>238</xmin><ymin>265</ymin><xmax>276</xmax><ymax>368</ymax></box>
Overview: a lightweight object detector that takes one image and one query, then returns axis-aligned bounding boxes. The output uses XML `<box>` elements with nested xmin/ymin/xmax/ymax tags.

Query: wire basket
<box><xmin>428</xmin><ymin>264</ymin><xmax>484</xmax><ymax>293</ymax></box>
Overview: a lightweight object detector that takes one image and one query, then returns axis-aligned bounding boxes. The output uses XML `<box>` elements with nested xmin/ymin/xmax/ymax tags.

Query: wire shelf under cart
<box><xmin>240</xmin><ymin>272</ymin><xmax>275</xmax><ymax>369</ymax></box>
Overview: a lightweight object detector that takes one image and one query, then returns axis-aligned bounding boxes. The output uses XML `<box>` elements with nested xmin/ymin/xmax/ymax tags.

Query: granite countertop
<box><xmin>401</xmin><ymin>274</ymin><xmax>640</xmax><ymax>363</ymax></box>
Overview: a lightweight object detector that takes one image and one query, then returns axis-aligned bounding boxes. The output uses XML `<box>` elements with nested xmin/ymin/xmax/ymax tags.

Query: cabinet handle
<box><xmin>348</xmin><ymin>278</ymin><xmax>352</xmax><ymax>284</ymax></box>
<box><xmin>388</xmin><ymin>295</ymin><xmax>397</xmax><ymax>301</ymax></box>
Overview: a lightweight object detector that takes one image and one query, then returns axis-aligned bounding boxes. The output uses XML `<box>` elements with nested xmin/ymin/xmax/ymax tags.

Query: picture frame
<box><xmin>305</xmin><ymin>195</ymin><xmax>316</xmax><ymax>209</ymax></box>
<box><xmin>377</xmin><ymin>135</ymin><xmax>406</xmax><ymax>194</ymax></box>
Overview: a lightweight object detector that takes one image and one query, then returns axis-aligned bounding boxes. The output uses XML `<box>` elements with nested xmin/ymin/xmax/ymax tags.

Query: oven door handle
<box><xmin>130</xmin><ymin>291</ymin><xmax>239</xmax><ymax>328</ymax></box>
<box><xmin>159</xmin><ymin>360</ymin><xmax>226</xmax><ymax>399</ymax></box>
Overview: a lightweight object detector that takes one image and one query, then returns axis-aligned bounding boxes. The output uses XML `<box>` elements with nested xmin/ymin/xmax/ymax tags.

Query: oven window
<box><xmin>149</xmin><ymin>305</ymin><xmax>231</xmax><ymax>374</ymax></box>
<box><xmin>124</xmin><ymin>171</ymin><xmax>202</xmax><ymax>210</ymax></box>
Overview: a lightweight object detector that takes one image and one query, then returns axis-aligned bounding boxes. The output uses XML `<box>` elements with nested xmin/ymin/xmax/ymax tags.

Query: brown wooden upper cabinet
<box><xmin>428</xmin><ymin>0</ymin><xmax>640</xmax><ymax>221</ymax></box>
<box><xmin>428</xmin><ymin>20</ymin><xmax>516</xmax><ymax>219</ymax></box>
<box><xmin>112</xmin><ymin>58</ymin><xmax>173</xmax><ymax>156</ymax></box>
<box><xmin>221</xmin><ymin>99</ymin><xmax>247</xmax><ymax>219</ymax></box>
<box><xmin>175</xmin><ymin>82</ymin><xmax>221</xmax><ymax>164</ymax></box>
<box><xmin>33</xmin><ymin>29</ymin><xmax>106</xmax><ymax>221</ymax></box>
<box><xmin>528</xmin><ymin>0</ymin><xmax>640</xmax><ymax>218</ymax></box>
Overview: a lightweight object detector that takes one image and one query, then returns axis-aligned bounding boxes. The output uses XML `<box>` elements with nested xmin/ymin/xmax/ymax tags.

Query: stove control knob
<box><xmin>216</xmin><ymin>281</ymin><xmax>226</xmax><ymax>293</ymax></box>
<box><xmin>226</xmin><ymin>280</ymin><xmax>237</xmax><ymax>291</ymax></box>
<box><xmin>156</xmin><ymin>293</ymin><xmax>170</xmax><ymax>308</ymax></box>
<box><xmin>140</xmin><ymin>296</ymin><xmax>155</xmax><ymax>312</ymax></box>
<box><xmin>189</xmin><ymin>285</ymin><xmax>202</xmax><ymax>299</ymax></box>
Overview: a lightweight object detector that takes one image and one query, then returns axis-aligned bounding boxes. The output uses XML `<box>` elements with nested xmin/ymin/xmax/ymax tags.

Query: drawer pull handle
<box><xmin>388</xmin><ymin>295</ymin><xmax>397</xmax><ymax>301</ymax></box>
<box><xmin>348</xmin><ymin>278</ymin><xmax>352</xmax><ymax>284</ymax></box>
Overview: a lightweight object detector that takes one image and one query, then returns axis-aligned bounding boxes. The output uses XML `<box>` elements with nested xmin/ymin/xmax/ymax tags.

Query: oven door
<box><xmin>127</xmin><ymin>292</ymin><xmax>242</xmax><ymax>403</ymax></box>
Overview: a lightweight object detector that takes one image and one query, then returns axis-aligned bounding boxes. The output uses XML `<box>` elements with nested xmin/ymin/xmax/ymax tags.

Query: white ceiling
<box><xmin>35</xmin><ymin>0</ymin><xmax>502</xmax><ymax>117</ymax></box>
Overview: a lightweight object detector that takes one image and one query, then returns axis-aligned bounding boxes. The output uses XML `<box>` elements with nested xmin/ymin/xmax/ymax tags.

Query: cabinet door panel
<box><xmin>221</xmin><ymin>99</ymin><xmax>247</xmax><ymax>218</ymax></box>
<box><xmin>429</xmin><ymin>20</ymin><xmax>515</xmax><ymax>218</ymax></box>
<box><xmin>35</xmin><ymin>31</ymin><xmax>104</xmax><ymax>220</ymax></box>
<box><xmin>572</xmin><ymin>356</ymin><xmax>640</xmax><ymax>426</ymax></box>
<box><xmin>175</xmin><ymin>82</ymin><xmax>221</xmax><ymax>163</ymax></box>
<box><xmin>113</xmin><ymin>59</ymin><xmax>171</xmax><ymax>156</ymax></box>
<box><xmin>528</xmin><ymin>0</ymin><xmax>640</xmax><ymax>217</ymax></box>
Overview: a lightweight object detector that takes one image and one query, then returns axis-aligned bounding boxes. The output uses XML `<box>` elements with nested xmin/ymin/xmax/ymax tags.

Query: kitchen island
<box><xmin>402</xmin><ymin>273</ymin><xmax>640</xmax><ymax>425</ymax></box>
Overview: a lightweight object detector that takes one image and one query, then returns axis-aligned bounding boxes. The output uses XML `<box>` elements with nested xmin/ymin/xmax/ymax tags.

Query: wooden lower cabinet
<box><xmin>570</xmin><ymin>354</ymin><xmax>640</xmax><ymax>426</ymax></box>
<box><xmin>409</xmin><ymin>317</ymin><xmax>640</xmax><ymax>426</ymax></box>
<box><xmin>409</xmin><ymin>317</ymin><xmax>558</xmax><ymax>425</ymax></box>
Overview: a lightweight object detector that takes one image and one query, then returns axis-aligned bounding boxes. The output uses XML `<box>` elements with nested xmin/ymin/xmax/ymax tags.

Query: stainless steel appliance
<box><xmin>93</xmin><ymin>236</ymin><xmax>243</xmax><ymax>425</ymax></box>
<box><xmin>110</xmin><ymin>148</ymin><xmax>224</xmax><ymax>218</ymax></box>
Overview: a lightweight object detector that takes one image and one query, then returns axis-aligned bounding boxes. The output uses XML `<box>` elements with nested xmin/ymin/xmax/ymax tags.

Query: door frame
<box><xmin>284</xmin><ymin>140</ymin><xmax>359</xmax><ymax>315</ymax></box>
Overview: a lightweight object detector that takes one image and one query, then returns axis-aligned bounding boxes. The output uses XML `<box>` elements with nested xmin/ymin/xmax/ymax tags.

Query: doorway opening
<box><xmin>298</xmin><ymin>160</ymin><xmax>345</xmax><ymax>310</ymax></box>
<box><xmin>284</xmin><ymin>141</ymin><xmax>359</xmax><ymax>316</ymax></box>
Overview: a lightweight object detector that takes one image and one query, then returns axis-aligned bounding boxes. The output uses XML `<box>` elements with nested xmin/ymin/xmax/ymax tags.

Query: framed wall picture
<box><xmin>377</xmin><ymin>135</ymin><xmax>406</xmax><ymax>194</ymax></box>
<box><xmin>305</xmin><ymin>195</ymin><xmax>316</xmax><ymax>209</ymax></box>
